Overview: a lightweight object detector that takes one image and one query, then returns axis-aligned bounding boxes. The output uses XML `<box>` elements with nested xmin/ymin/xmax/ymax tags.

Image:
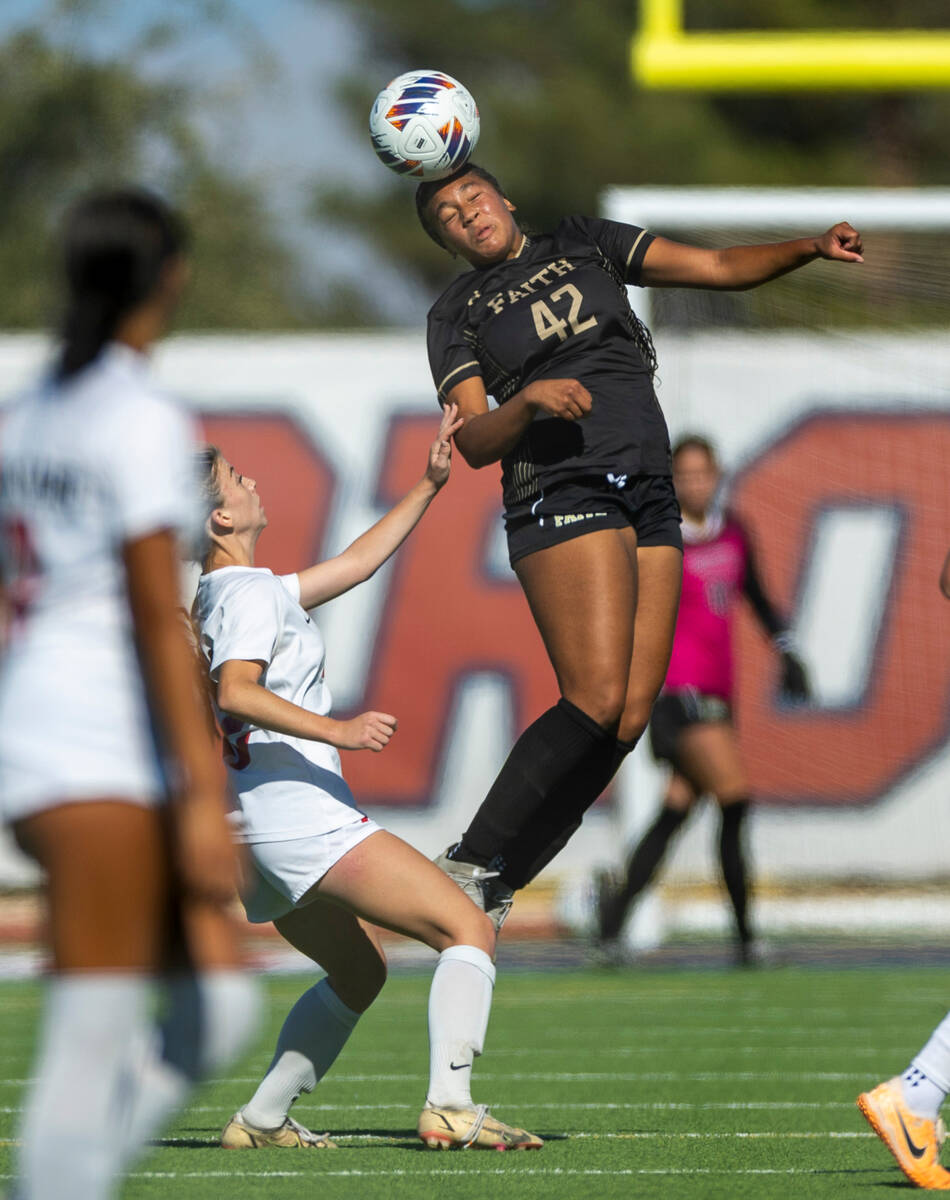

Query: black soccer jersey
<box><xmin>426</xmin><ymin>214</ymin><xmax>672</xmax><ymax>516</ymax></box>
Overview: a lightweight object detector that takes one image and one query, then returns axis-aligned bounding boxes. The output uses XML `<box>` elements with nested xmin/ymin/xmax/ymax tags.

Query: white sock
<box><xmin>903</xmin><ymin>1011</ymin><xmax>950</xmax><ymax>1120</ymax></box>
<box><xmin>425</xmin><ymin>944</ymin><xmax>495</xmax><ymax>1111</ymax></box>
<box><xmin>192</xmin><ymin>971</ymin><xmax>261</xmax><ymax>1076</ymax></box>
<box><xmin>120</xmin><ymin>970</ymin><xmax>260</xmax><ymax>1164</ymax></box>
<box><xmin>17</xmin><ymin>974</ymin><xmax>150</xmax><ymax>1200</ymax></box>
<box><xmin>241</xmin><ymin>977</ymin><xmax>359</xmax><ymax>1130</ymax></box>
<box><xmin>118</xmin><ymin>1029</ymin><xmax>189</xmax><ymax>1171</ymax></box>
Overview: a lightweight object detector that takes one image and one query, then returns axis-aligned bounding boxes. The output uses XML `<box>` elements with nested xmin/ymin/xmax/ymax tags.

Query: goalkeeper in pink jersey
<box><xmin>597</xmin><ymin>434</ymin><xmax>809</xmax><ymax>965</ymax></box>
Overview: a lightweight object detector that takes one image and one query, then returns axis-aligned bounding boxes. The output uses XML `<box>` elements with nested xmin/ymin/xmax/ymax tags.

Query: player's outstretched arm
<box><xmin>450</xmin><ymin>374</ymin><xmax>593</xmax><ymax>470</ymax></box>
<box><xmin>640</xmin><ymin>223</ymin><xmax>863</xmax><ymax>291</ymax></box>
<box><xmin>295</xmin><ymin>405</ymin><xmax>463</xmax><ymax>609</ymax></box>
<box><xmin>741</xmin><ymin>534</ymin><xmax>810</xmax><ymax>703</ymax></box>
<box><xmin>741</xmin><ymin>535</ymin><xmax>786</xmax><ymax>641</ymax></box>
<box><xmin>217</xmin><ymin>658</ymin><xmax>396</xmax><ymax>752</ymax></box>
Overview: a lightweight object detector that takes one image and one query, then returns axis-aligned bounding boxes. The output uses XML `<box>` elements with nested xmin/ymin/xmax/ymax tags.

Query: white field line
<box><xmin>235</xmin><ymin>1050</ymin><xmax>891</xmax><ymax>1065</ymax></box>
<box><xmin>0</xmin><ymin>1070</ymin><xmax>874</xmax><ymax>1086</ymax></box>
<box><xmin>569</xmin><ymin>1131</ymin><xmax>872</xmax><ymax>1140</ymax></box>
<box><xmin>350</xmin><ymin>1045</ymin><xmax>885</xmax><ymax>1058</ymax></box>
<box><xmin>157</xmin><ymin>1130</ymin><xmax>873</xmax><ymax>1144</ymax></box>
<box><xmin>0</xmin><ymin>1036</ymin><xmax>909</xmax><ymax>1058</ymax></box>
<box><xmin>0</xmin><ymin>1045</ymin><xmax>906</xmax><ymax>1068</ymax></box>
<box><xmin>0</xmin><ymin>1027</ymin><xmax>858</xmax><ymax>1041</ymax></box>
<box><xmin>0</xmin><ymin>1130</ymin><xmax>875</xmax><ymax>1153</ymax></box>
<box><xmin>0</xmin><ymin>1126</ymin><xmax>878</xmax><ymax>1148</ymax></box>
<box><xmin>0</xmin><ymin>1100</ymin><xmax>858</xmax><ymax>1115</ymax></box>
<box><xmin>221</xmin><ymin>1069</ymin><xmax>866</xmax><ymax>1082</ymax></box>
<box><xmin>515</xmin><ymin>1025</ymin><xmax>923</xmax><ymax>1038</ymax></box>
<box><xmin>0</xmin><ymin>1168</ymin><xmax>873</xmax><ymax>1178</ymax></box>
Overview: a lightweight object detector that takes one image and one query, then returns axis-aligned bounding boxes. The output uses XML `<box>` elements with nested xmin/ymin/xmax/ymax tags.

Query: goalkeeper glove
<box><xmin>773</xmin><ymin>633</ymin><xmax>810</xmax><ymax>703</ymax></box>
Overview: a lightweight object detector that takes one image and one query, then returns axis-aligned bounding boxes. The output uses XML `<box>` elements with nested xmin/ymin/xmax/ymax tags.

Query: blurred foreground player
<box><xmin>193</xmin><ymin>415</ymin><xmax>541</xmax><ymax>1152</ymax></box>
<box><xmin>855</xmin><ymin>553</ymin><xmax>950</xmax><ymax>1189</ymax></box>
<box><xmin>0</xmin><ymin>190</ymin><xmax>258</xmax><ymax>1199</ymax></box>
<box><xmin>597</xmin><ymin>435</ymin><xmax>809</xmax><ymax>965</ymax></box>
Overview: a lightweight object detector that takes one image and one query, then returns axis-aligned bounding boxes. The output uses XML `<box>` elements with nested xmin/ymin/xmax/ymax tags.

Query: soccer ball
<box><xmin>369</xmin><ymin>70</ymin><xmax>480</xmax><ymax>181</ymax></box>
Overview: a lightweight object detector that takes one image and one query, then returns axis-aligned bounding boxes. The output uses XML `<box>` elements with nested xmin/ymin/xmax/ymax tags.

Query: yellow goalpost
<box><xmin>633</xmin><ymin>0</ymin><xmax>950</xmax><ymax>90</ymax></box>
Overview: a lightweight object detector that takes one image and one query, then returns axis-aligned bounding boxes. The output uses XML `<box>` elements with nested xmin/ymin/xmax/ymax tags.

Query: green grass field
<box><xmin>1</xmin><ymin>962</ymin><xmax>948</xmax><ymax>1198</ymax></box>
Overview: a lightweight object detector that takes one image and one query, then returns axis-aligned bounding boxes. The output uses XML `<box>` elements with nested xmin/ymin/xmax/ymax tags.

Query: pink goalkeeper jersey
<box><xmin>664</xmin><ymin>513</ymin><xmax>750</xmax><ymax>703</ymax></box>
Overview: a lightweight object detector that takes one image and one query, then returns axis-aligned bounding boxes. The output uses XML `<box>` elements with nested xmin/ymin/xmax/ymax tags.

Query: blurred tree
<box><xmin>315</xmin><ymin>0</ymin><xmax>950</xmax><ymax>308</ymax></box>
<box><xmin>0</xmin><ymin>25</ymin><xmax>322</xmax><ymax>329</ymax></box>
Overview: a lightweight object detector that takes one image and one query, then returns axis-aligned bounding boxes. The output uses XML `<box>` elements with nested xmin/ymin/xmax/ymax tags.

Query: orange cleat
<box><xmin>857</xmin><ymin>1077</ymin><xmax>950</xmax><ymax>1189</ymax></box>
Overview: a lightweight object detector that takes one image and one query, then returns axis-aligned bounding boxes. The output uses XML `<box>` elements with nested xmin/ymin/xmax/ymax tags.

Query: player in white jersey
<box><xmin>193</xmin><ymin>410</ymin><xmax>543</xmax><ymax>1152</ymax></box>
<box><xmin>0</xmin><ymin>190</ymin><xmax>257</xmax><ymax>1200</ymax></box>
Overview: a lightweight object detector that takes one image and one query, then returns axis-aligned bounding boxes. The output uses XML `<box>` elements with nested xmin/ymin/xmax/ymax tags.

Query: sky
<box><xmin>0</xmin><ymin>0</ymin><xmax>428</xmax><ymax>322</ymax></box>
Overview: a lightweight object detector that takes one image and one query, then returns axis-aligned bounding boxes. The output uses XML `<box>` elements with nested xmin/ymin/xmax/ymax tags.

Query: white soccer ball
<box><xmin>369</xmin><ymin>70</ymin><xmax>480</xmax><ymax>181</ymax></box>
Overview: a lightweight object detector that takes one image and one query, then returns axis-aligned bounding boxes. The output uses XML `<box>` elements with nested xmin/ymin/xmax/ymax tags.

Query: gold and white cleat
<box><xmin>418</xmin><ymin>1103</ymin><xmax>543</xmax><ymax>1151</ymax></box>
<box><xmin>432</xmin><ymin>848</ymin><xmax>514</xmax><ymax>931</ymax></box>
<box><xmin>221</xmin><ymin>1111</ymin><xmax>337</xmax><ymax>1149</ymax></box>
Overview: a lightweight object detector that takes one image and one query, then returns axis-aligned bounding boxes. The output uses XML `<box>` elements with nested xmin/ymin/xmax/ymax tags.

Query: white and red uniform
<box><xmin>193</xmin><ymin>566</ymin><xmax>378</xmax><ymax>921</ymax></box>
<box><xmin>0</xmin><ymin>344</ymin><xmax>199</xmax><ymax>820</ymax></box>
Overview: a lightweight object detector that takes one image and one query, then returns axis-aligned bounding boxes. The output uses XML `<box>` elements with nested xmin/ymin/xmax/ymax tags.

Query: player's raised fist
<box><xmin>815</xmin><ymin>222</ymin><xmax>863</xmax><ymax>263</ymax></box>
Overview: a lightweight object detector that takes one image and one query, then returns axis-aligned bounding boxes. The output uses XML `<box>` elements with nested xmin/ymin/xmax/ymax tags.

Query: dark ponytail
<box><xmin>57</xmin><ymin>188</ymin><xmax>188</xmax><ymax>381</ymax></box>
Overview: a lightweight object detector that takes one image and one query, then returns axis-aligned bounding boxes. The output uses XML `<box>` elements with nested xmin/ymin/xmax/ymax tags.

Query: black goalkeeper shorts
<box><xmin>649</xmin><ymin>688</ymin><xmax>733</xmax><ymax>768</ymax></box>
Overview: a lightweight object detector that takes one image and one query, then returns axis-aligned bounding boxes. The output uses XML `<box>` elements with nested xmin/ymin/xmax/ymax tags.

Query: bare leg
<box><xmin>311</xmin><ymin>830</ymin><xmax>495</xmax><ymax>957</ymax></box>
<box><xmin>617</xmin><ymin>544</ymin><xmax>683</xmax><ymax>743</ymax></box>
<box><xmin>450</xmin><ymin>530</ymin><xmax>641</xmax><ymax>880</ymax></box>
<box><xmin>12</xmin><ymin>802</ymin><xmax>170</xmax><ymax>1198</ymax></box>
<box><xmin>14</xmin><ymin>800</ymin><xmax>170</xmax><ymax>971</ymax></box>
<box><xmin>233</xmin><ymin>832</ymin><xmax>498</xmax><ymax>1140</ymax></box>
<box><xmin>674</xmin><ymin>722</ymin><xmax>749</xmax><ymax>802</ymax></box>
<box><xmin>231</xmin><ymin>899</ymin><xmax>387</xmax><ymax>1137</ymax></box>
<box><xmin>515</xmin><ymin>528</ymin><xmax>639</xmax><ymax>726</ymax></box>
<box><xmin>275</xmin><ymin>901</ymin><xmax>387</xmax><ymax>1014</ymax></box>
<box><xmin>504</xmin><ymin>541</ymin><xmax>682</xmax><ymax>885</ymax></box>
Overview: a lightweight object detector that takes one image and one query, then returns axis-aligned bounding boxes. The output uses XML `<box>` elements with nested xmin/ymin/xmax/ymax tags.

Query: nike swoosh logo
<box><xmin>897</xmin><ymin>1109</ymin><xmax>928</xmax><ymax>1159</ymax></box>
<box><xmin>449</xmin><ymin>1061</ymin><xmax>471</xmax><ymax>1071</ymax></box>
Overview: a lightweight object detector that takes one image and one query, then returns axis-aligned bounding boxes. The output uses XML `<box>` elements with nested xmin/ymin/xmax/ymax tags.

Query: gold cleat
<box><xmin>432</xmin><ymin>848</ymin><xmax>514</xmax><ymax>931</ymax></box>
<box><xmin>418</xmin><ymin>1103</ymin><xmax>543</xmax><ymax>1151</ymax></box>
<box><xmin>221</xmin><ymin>1111</ymin><xmax>337</xmax><ymax>1150</ymax></box>
<box><xmin>857</xmin><ymin>1077</ymin><xmax>950</xmax><ymax>1189</ymax></box>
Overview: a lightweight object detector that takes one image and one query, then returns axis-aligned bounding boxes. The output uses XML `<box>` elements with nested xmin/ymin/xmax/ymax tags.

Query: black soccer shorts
<box><xmin>648</xmin><ymin>688</ymin><xmax>733</xmax><ymax>768</ymax></box>
<box><xmin>505</xmin><ymin>473</ymin><xmax>682</xmax><ymax>566</ymax></box>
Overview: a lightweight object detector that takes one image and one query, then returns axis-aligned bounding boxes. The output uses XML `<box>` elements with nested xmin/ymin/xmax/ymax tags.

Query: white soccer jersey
<box><xmin>0</xmin><ymin>343</ymin><xmax>200</xmax><ymax>820</ymax></box>
<box><xmin>194</xmin><ymin>566</ymin><xmax>364</xmax><ymax>843</ymax></box>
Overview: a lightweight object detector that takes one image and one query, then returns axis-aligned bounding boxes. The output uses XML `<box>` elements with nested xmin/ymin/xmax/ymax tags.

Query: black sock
<box><xmin>719</xmin><ymin>801</ymin><xmax>752</xmax><ymax>944</ymax></box>
<box><xmin>500</xmin><ymin>735</ymin><xmax>639</xmax><ymax>889</ymax></box>
<box><xmin>599</xmin><ymin>805</ymin><xmax>688</xmax><ymax>940</ymax></box>
<box><xmin>454</xmin><ymin>698</ymin><xmax>611</xmax><ymax>871</ymax></box>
